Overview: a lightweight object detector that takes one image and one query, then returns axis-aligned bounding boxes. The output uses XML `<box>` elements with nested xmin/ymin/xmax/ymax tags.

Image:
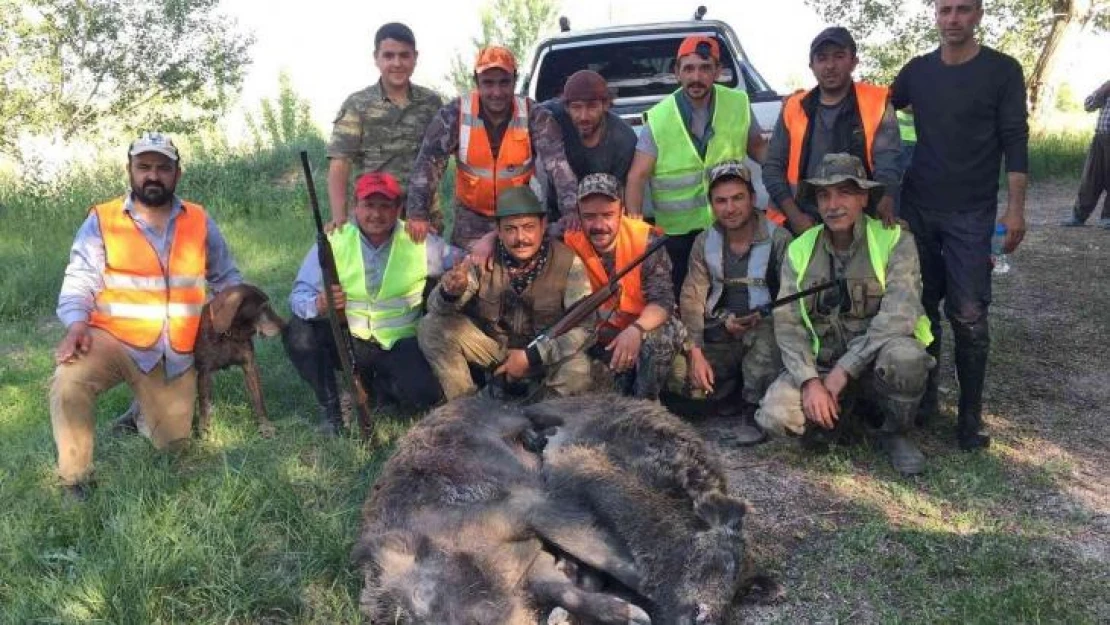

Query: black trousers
<box><xmin>664</xmin><ymin>229</ymin><xmax>703</xmax><ymax>301</ymax></box>
<box><xmin>282</xmin><ymin>316</ymin><xmax>443</xmax><ymax>411</ymax></box>
<box><xmin>1074</xmin><ymin>133</ymin><xmax>1110</xmax><ymax>222</ymax></box>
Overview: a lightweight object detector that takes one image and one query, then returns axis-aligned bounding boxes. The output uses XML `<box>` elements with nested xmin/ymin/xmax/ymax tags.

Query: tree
<box><xmin>0</xmin><ymin>0</ymin><xmax>253</xmax><ymax>159</ymax></box>
<box><xmin>244</xmin><ymin>71</ymin><xmax>320</xmax><ymax>152</ymax></box>
<box><xmin>803</xmin><ymin>0</ymin><xmax>1109</xmax><ymax>116</ymax></box>
<box><xmin>444</xmin><ymin>0</ymin><xmax>561</xmax><ymax>96</ymax></box>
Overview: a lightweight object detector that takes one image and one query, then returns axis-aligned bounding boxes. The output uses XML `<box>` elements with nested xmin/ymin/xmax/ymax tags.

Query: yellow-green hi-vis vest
<box><xmin>786</xmin><ymin>216</ymin><xmax>933</xmax><ymax>357</ymax></box>
<box><xmin>646</xmin><ymin>85</ymin><xmax>751</xmax><ymax>235</ymax></box>
<box><xmin>329</xmin><ymin>222</ymin><xmax>427</xmax><ymax>349</ymax></box>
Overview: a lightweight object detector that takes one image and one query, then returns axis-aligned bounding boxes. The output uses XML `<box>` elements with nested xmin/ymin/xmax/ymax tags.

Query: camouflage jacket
<box><xmin>405</xmin><ymin>96</ymin><xmax>579</xmax><ymax>223</ymax></box>
<box><xmin>327</xmin><ymin>81</ymin><xmax>444</xmax><ymax>190</ymax></box>
<box><xmin>426</xmin><ymin>240</ymin><xmax>595</xmax><ymax>365</ymax></box>
<box><xmin>774</xmin><ymin>219</ymin><xmax>925</xmax><ymax>386</ymax></box>
<box><xmin>681</xmin><ymin>215</ymin><xmax>792</xmax><ymax>348</ymax></box>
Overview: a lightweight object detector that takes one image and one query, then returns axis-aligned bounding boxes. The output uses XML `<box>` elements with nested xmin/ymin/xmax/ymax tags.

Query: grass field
<box><xmin>0</xmin><ymin>135</ymin><xmax>1106</xmax><ymax>623</ymax></box>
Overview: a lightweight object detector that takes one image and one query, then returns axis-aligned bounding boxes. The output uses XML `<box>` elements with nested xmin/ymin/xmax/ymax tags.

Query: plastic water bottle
<box><xmin>991</xmin><ymin>224</ymin><xmax>1011</xmax><ymax>275</ymax></box>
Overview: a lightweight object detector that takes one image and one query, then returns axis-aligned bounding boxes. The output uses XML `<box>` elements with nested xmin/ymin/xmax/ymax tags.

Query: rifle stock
<box><xmin>299</xmin><ymin>150</ymin><xmax>375</xmax><ymax>439</ymax></box>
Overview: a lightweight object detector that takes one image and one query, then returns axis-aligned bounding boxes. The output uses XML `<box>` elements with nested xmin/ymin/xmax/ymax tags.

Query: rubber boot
<box><xmin>874</xmin><ymin>379</ymin><xmax>926</xmax><ymax>475</ymax></box>
<box><xmin>953</xmin><ymin>320</ymin><xmax>991</xmax><ymax>451</ymax></box>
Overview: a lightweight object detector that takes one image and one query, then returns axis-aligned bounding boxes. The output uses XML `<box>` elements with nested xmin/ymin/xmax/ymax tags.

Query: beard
<box><xmin>131</xmin><ymin>180</ymin><xmax>175</xmax><ymax>207</ymax></box>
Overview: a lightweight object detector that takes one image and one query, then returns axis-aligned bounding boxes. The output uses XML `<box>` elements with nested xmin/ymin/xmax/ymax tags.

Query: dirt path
<box><xmin>698</xmin><ymin>182</ymin><xmax>1110</xmax><ymax>623</ymax></box>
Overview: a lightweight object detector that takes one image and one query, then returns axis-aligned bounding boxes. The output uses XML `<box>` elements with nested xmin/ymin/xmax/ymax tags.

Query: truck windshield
<box><xmin>535</xmin><ymin>36</ymin><xmax>741</xmax><ymax>102</ymax></box>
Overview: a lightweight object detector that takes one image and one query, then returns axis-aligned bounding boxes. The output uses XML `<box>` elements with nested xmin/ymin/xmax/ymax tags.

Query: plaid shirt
<box><xmin>1086</xmin><ymin>84</ymin><xmax>1110</xmax><ymax>135</ymax></box>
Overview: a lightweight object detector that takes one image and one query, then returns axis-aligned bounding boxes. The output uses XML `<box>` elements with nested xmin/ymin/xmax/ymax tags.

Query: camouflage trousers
<box><xmin>755</xmin><ymin>336</ymin><xmax>933</xmax><ymax>437</ymax></box>
<box><xmin>669</xmin><ymin>319</ymin><xmax>781</xmax><ymax>404</ymax></box>
<box><xmin>589</xmin><ymin>316</ymin><xmax>687</xmax><ymax>400</ymax></box>
<box><xmin>417</xmin><ymin>312</ymin><xmax>591</xmax><ymax>400</ymax></box>
<box><xmin>449</xmin><ymin>205</ymin><xmax>497</xmax><ymax>251</ymax></box>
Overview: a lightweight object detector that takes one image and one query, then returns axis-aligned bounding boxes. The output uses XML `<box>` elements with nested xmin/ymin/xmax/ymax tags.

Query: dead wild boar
<box><xmin>352</xmin><ymin>397</ymin><xmax>650</xmax><ymax>625</ymax></box>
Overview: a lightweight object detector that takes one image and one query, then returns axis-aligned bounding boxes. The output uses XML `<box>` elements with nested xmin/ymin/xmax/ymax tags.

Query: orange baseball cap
<box><xmin>355</xmin><ymin>172</ymin><xmax>402</xmax><ymax>201</ymax></box>
<box><xmin>677</xmin><ymin>36</ymin><xmax>720</xmax><ymax>61</ymax></box>
<box><xmin>475</xmin><ymin>46</ymin><xmax>517</xmax><ymax>74</ymax></box>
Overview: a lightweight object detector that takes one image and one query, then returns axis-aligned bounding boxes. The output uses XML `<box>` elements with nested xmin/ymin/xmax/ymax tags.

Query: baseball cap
<box><xmin>809</xmin><ymin>27</ymin><xmax>857</xmax><ymax>59</ymax></box>
<box><xmin>799</xmin><ymin>153</ymin><xmax>883</xmax><ymax>203</ymax></box>
<box><xmin>677</xmin><ymin>35</ymin><xmax>720</xmax><ymax>62</ymax></box>
<box><xmin>577</xmin><ymin>173</ymin><xmax>622</xmax><ymax>202</ymax></box>
<box><xmin>707</xmin><ymin>160</ymin><xmax>753</xmax><ymax>187</ymax></box>
<box><xmin>355</xmin><ymin>172</ymin><xmax>402</xmax><ymax>201</ymax></box>
<box><xmin>495</xmin><ymin>185</ymin><xmax>546</xmax><ymax>219</ymax></box>
<box><xmin>562</xmin><ymin>70</ymin><xmax>610</xmax><ymax>103</ymax></box>
<box><xmin>128</xmin><ymin>132</ymin><xmax>179</xmax><ymax>161</ymax></box>
<box><xmin>475</xmin><ymin>46</ymin><xmax>517</xmax><ymax>74</ymax></box>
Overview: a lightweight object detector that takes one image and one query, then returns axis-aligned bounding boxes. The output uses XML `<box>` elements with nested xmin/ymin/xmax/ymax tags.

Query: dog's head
<box><xmin>208</xmin><ymin>283</ymin><xmax>285</xmax><ymax>339</ymax></box>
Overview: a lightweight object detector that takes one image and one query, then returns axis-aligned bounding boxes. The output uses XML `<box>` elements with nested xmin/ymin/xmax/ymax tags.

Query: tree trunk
<box><xmin>1028</xmin><ymin>0</ymin><xmax>1095</xmax><ymax>117</ymax></box>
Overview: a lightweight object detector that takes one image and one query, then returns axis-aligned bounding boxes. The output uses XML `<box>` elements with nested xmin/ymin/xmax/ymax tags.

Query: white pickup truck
<box><xmin>521</xmin><ymin>11</ymin><xmax>783</xmax><ymax>213</ymax></box>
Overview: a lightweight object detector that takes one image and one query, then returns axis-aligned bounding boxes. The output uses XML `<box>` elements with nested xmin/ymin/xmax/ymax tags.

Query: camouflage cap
<box><xmin>495</xmin><ymin>185</ymin><xmax>546</xmax><ymax>219</ymax></box>
<box><xmin>577</xmin><ymin>173</ymin><xmax>622</xmax><ymax>202</ymax></box>
<box><xmin>799</xmin><ymin>153</ymin><xmax>883</xmax><ymax>203</ymax></box>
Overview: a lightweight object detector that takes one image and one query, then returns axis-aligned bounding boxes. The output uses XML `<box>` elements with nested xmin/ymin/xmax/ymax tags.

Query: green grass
<box><xmin>1027</xmin><ymin>129</ymin><xmax>1093</xmax><ymax>180</ymax></box>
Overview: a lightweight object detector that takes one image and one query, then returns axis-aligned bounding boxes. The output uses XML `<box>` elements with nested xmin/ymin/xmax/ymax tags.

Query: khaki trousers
<box><xmin>50</xmin><ymin>328</ymin><xmax>196</xmax><ymax>485</ymax></box>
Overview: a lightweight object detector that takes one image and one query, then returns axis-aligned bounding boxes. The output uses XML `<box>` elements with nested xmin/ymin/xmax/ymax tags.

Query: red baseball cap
<box><xmin>355</xmin><ymin>172</ymin><xmax>402</xmax><ymax>201</ymax></box>
<box><xmin>677</xmin><ymin>36</ymin><xmax>720</xmax><ymax>62</ymax></box>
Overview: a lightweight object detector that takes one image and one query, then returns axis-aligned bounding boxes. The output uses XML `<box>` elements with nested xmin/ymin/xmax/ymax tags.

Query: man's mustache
<box><xmin>588</xmin><ymin>229</ymin><xmax>611</xmax><ymax>237</ymax></box>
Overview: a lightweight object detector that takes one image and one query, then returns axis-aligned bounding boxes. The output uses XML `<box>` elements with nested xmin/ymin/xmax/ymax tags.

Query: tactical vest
<box><xmin>470</xmin><ymin>240</ymin><xmax>576</xmax><ymax>347</ymax></box>
<box><xmin>564</xmin><ymin>217</ymin><xmax>655</xmax><ymax>334</ymax></box>
<box><xmin>329</xmin><ymin>222</ymin><xmax>427</xmax><ymax>349</ymax></box>
<box><xmin>782</xmin><ymin>82</ymin><xmax>888</xmax><ymax>187</ymax></box>
<box><xmin>89</xmin><ymin>197</ymin><xmax>207</xmax><ymax>352</ymax></box>
<box><xmin>704</xmin><ymin>217</ymin><xmax>777</xmax><ymax>315</ymax></box>
<box><xmin>787</xmin><ymin>216</ymin><xmax>933</xmax><ymax>358</ymax></box>
<box><xmin>645</xmin><ymin>85</ymin><xmax>751</xmax><ymax>235</ymax></box>
<box><xmin>455</xmin><ymin>92</ymin><xmax>535</xmax><ymax>216</ymax></box>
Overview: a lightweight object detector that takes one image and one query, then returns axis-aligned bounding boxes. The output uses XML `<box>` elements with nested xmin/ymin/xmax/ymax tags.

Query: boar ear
<box><xmin>694</xmin><ymin>493</ymin><xmax>748</xmax><ymax>532</ymax></box>
<box><xmin>364</xmin><ymin>532</ymin><xmax>418</xmax><ymax>575</ymax></box>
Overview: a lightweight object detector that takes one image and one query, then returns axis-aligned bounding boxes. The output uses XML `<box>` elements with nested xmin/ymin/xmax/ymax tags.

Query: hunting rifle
<box><xmin>299</xmin><ymin>151</ymin><xmax>375</xmax><ymax>439</ymax></box>
<box><xmin>710</xmin><ymin>279</ymin><xmax>845</xmax><ymax>323</ymax></box>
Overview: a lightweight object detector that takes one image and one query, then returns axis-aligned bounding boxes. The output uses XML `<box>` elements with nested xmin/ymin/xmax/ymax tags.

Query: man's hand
<box><xmin>781</xmin><ymin>198</ymin><xmax>817</xmax><ymax>233</ymax></box>
<box><xmin>324</xmin><ymin>218</ymin><xmax>345</xmax><ymax>234</ymax></box>
<box><xmin>688</xmin><ymin>347</ymin><xmax>715</xmax><ymax>394</ymax></box>
<box><xmin>494</xmin><ymin>348</ymin><xmax>532</xmax><ymax>381</ymax></box>
<box><xmin>55</xmin><ymin>321</ymin><xmax>92</xmax><ymax>364</ymax></box>
<box><xmin>315</xmin><ymin>284</ymin><xmax>347</xmax><ymax>315</ymax></box>
<box><xmin>999</xmin><ymin>211</ymin><xmax>1026</xmax><ymax>254</ymax></box>
<box><xmin>724</xmin><ymin>312</ymin><xmax>761</xmax><ymax>338</ymax></box>
<box><xmin>875</xmin><ymin>196</ymin><xmax>899</xmax><ymax>228</ymax></box>
<box><xmin>441</xmin><ymin>258</ymin><xmax>472</xmax><ymax>297</ymax></box>
<box><xmin>605</xmin><ymin>325</ymin><xmax>643</xmax><ymax>373</ymax></box>
<box><xmin>823</xmin><ymin>366</ymin><xmax>850</xmax><ymax>401</ymax></box>
<box><xmin>801</xmin><ymin>378</ymin><xmax>839</xmax><ymax>430</ymax></box>
<box><xmin>469</xmin><ymin>232</ymin><xmax>497</xmax><ymax>266</ymax></box>
<box><xmin>405</xmin><ymin>218</ymin><xmax>434</xmax><ymax>243</ymax></box>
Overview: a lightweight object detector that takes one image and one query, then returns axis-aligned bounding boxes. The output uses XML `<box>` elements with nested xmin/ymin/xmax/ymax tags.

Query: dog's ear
<box><xmin>208</xmin><ymin>286</ymin><xmax>247</xmax><ymax>334</ymax></box>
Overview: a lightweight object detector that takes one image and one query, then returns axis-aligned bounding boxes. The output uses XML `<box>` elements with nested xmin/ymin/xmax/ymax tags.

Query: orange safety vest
<box><xmin>783</xmin><ymin>82</ymin><xmax>888</xmax><ymax>185</ymax></box>
<box><xmin>564</xmin><ymin>217</ymin><xmax>656</xmax><ymax>334</ymax></box>
<box><xmin>88</xmin><ymin>197</ymin><xmax>208</xmax><ymax>352</ymax></box>
<box><xmin>455</xmin><ymin>91</ymin><xmax>535</xmax><ymax>216</ymax></box>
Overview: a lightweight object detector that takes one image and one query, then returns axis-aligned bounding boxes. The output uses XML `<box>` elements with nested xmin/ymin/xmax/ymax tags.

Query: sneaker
<box><xmin>1060</xmin><ymin>216</ymin><xmax>1087</xmax><ymax>227</ymax></box>
<box><xmin>880</xmin><ymin>435</ymin><xmax>925</xmax><ymax>475</ymax></box>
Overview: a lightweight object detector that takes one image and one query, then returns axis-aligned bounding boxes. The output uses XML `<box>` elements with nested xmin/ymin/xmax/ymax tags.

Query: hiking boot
<box><xmin>732</xmin><ymin>405</ymin><xmax>767</xmax><ymax>447</ymax></box>
<box><xmin>958</xmin><ymin>432</ymin><xmax>991</xmax><ymax>451</ymax></box>
<box><xmin>1060</xmin><ymin>216</ymin><xmax>1086</xmax><ymax>227</ymax></box>
<box><xmin>880</xmin><ymin>434</ymin><xmax>925</xmax><ymax>475</ymax></box>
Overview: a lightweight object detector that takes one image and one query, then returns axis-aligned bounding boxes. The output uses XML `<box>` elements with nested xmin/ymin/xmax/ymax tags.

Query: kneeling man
<box><xmin>755</xmin><ymin>154</ymin><xmax>934</xmax><ymax>475</ymax></box>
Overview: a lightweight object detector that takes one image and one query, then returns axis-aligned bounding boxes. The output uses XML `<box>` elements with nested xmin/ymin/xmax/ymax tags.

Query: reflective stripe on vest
<box><xmin>896</xmin><ymin>110</ymin><xmax>917</xmax><ymax>145</ymax></box>
<box><xmin>329</xmin><ymin>222</ymin><xmax>428</xmax><ymax>349</ymax></box>
<box><xmin>647</xmin><ymin>85</ymin><xmax>751</xmax><ymax>235</ymax></box>
<box><xmin>704</xmin><ymin>216</ymin><xmax>776</xmax><ymax>314</ymax></box>
<box><xmin>88</xmin><ymin>197</ymin><xmax>208</xmax><ymax>352</ymax></box>
<box><xmin>563</xmin><ymin>217</ymin><xmax>655</xmax><ymax>333</ymax></box>
<box><xmin>456</xmin><ymin>92</ymin><xmax>535</xmax><ymax>216</ymax></box>
<box><xmin>783</xmin><ymin>82</ymin><xmax>888</xmax><ymax>186</ymax></box>
<box><xmin>786</xmin><ymin>216</ymin><xmax>933</xmax><ymax>356</ymax></box>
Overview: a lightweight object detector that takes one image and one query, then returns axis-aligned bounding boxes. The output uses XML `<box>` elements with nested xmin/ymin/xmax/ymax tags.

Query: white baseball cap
<box><xmin>128</xmin><ymin>131</ymin><xmax>179</xmax><ymax>161</ymax></box>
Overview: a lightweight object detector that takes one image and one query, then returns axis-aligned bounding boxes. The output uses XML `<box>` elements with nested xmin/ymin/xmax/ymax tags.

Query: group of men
<box><xmin>51</xmin><ymin>0</ymin><xmax>1029</xmax><ymax>500</ymax></box>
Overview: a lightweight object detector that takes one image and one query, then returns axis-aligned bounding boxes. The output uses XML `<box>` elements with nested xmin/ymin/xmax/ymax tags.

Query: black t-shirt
<box><xmin>541</xmin><ymin>98</ymin><xmax>638</xmax><ymax>184</ymax></box>
<box><xmin>891</xmin><ymin>46</ymin><xmax>1028</xmax><ymax>211</ymax></box>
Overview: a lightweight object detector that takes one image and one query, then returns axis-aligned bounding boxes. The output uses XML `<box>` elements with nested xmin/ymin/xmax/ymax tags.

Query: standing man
<box><xmin>680</xmin><ymin>161</ymin><xmax>792</xmax><ymax>444</ymax></box>
<box><xmin>625</xmin><ymin>36</ymin><xmax>767</xmax><ymax>296</ymax></box>
<box><xmin>284</xmin><ymin>173</ymin><xmax>455</xmax><ymax>434</ymax></box>
<box><xmin>538</xmin><ymin>70</ymin><xmax>638</xmax><ymax>218</ymax></box>
<box><xmin>418</xmin><ymin>187</ymin><xmax>594</xmax><ymax>400</ymax></box>
<box><xmin>1061</xmin><ymin>79</ymin><xmax>1110</xmax><ymax>228</ymax></box>
<box><xmin>328</xmin><ymin>23</ymin><xmax>444</xmax><ymax>229</ymax></box>
<box><xmin>763</xmin><ymin>27</ymin><xmax>903</xmax><ymax>234</ymax></box>
<box><xmin>756</xmin><ymin>154</ymin><xmax>934</xmax><ymax>475</ymax></box>
<box><xmin>405</xmin><ymin>46</ymin><xmax>578</xmax><ymax>250</ymax></box>
<box><xmin>564</xmin><ymin>174</ymin><xmax>680</xmax><ymax>400</ymax></box>
<box><xmin>51</xmin><ymin>133</ymin><xmax>242</xmax><ymax>500</ymax></box>
<box><xmin>891</xmin><ymin>0</ymin><xmax>1029</xmax><ymax>450</ymax></box>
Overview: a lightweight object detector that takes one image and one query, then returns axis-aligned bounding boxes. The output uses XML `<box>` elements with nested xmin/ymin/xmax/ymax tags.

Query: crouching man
<box><xmin>284</xmin><ymin>173</ymin><xmax>450</xmax><ymax>434</ymax></box>
<box><xmin>51</xmin><ymin>133</ymin><xmax>242</xmax><ymax>500</ymax></box>
<box><xmin>755</xmin><ymin>154</ymin><xmax>934</xmax><ymax>475</ymax></box>
<box><xmin>679</xmin><ymin>161</ymin><xmax>792</xmax><ymax>444</ymax></box>
<box><xmin>418</xmin><ymin>186</ymin><xmax>595</xmax><ymax>400</ymax></box>
<box><xmin>564</xmin><ymin>174</ymin><xmax>683</xmax><ymax>400</ymax></box>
